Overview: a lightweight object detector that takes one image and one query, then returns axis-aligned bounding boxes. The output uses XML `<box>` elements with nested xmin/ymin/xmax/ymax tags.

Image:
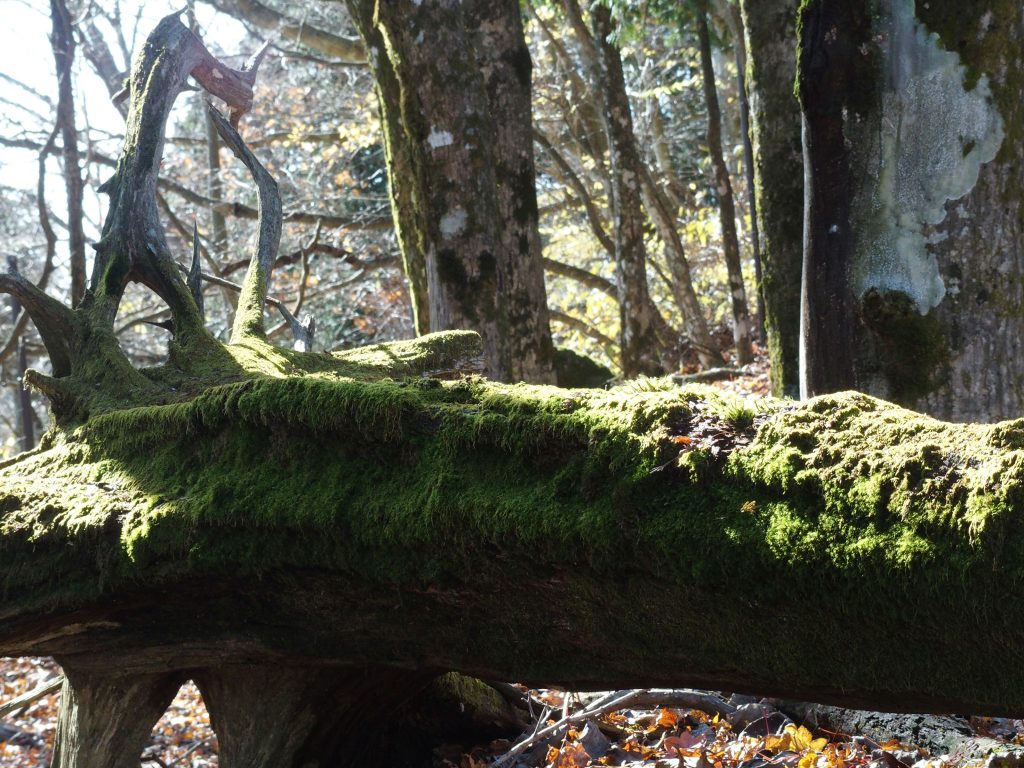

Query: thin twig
<box><xmin>494</xmin><ymin>689</ymin><xmax>643</xmax><ymax>767</ymax></box>
<box><xmin>0</xmin><ymin>676</ymin><xmax>63</xmax><ymax>718</ymax></box>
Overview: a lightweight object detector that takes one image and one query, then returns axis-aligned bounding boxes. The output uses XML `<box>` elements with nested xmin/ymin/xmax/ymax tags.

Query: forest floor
<box><xmin>4</xmin><ymin>346</ymin><xmax>1023</xmax><ymax>767</ymax></box>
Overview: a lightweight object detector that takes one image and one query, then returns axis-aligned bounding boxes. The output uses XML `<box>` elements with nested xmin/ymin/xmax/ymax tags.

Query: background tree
<box><xmin>797</xmin><ymin>0</ymin><xmax>1021</xmax><ymax>422</ymax></box>
<box><xmin>347</xmin><ymin>0</ymin><xmax>557</xmax><ymax>384</ymax></box>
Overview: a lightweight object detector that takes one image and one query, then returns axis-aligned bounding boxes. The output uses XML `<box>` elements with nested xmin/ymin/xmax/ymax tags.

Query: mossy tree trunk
<box><xmin>739</xmin><ymin>0</ymin><xmax>803</xmax><ymax>398</ymax></box>
<box><xmin>797</xmin><ymin>0</ymin><xmax>1023</xmax><ymax>421</ymax></box>
<box><xmin>349</xmin><ymin>0</ymin><xmax>556</xmax><ymax>384</ymax></box>
<box><xmin>345</xmin><ymin>1</ymin><xmax>432</xmax><ymax>338</ymax></box>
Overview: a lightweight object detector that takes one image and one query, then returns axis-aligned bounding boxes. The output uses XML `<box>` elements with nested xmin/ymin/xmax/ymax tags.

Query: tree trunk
<box><xmin>466</xmin><ymin>0</ymin><xmax>556</xmax><ymax>384</ymax></box>
<box><xmin>798</xmin><ymin>0</ymin><xmax>1021</xmax><ymax>421</ymax></box>
<box><xmin>345</xmin><ymin>1</ymin><xmax>432</xmax><ymax>338</ymax></box>
<box><xmin>590</xmin><ymin>6</ymin><xmax>664</xmax><ymax>377</ymax></box>
<box><xmin>697</xmin><ymin>0</ymin><xmax>754</xmax><ymax>366</ymax></box>
<box><xmin>739</xmin><ymin>0</ymin><xmax>803</xmax><ymax>397</ymax></box>
<box><xmin>725</xmin><ymin>2</ymin><xmax>766</xmax><ymax>344</ymax></box>
<box><xmin>50</xmin><ymin>0</ymin><xmax>87</xmax><ymax>308</ymax></box>
<box><xmin>195</xmin><ymin>666</ymin><xmax>433</xmax><ymax>767</ymax></box>
<box><xmin>50</xmin><ymin>666</ymin><xmax>184</xmax><ymax>768</ymax></box>
<box><xmin>354</xmin><ymin>0</ymin><xmax>556</xmax><ymax>384</ymax></box>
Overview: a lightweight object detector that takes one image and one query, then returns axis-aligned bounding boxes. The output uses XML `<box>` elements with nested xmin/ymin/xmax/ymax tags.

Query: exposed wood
<box><xmin>50</xmin><ymin>667</ymin><xmax>184</xmax><ymax>768</ymax></box>
<box><xmin>206</xmin><ymin>103</ymin><xmax>282</xmax><ymax>341</ymax></box>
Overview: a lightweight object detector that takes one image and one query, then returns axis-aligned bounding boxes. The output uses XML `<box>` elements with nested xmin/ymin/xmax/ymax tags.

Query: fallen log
<box><xmin>4</xmin><ymin>361</ymin><xmax>1024</xmax><ymax>711</ymax></box>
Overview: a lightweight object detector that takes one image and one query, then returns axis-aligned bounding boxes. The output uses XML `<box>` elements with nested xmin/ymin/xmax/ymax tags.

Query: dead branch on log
<box><xmin>206</xmin><ymin>103</ymin><xmax>282</xmax><ymax>342</ymax></box>
<box><xmin>0</xmin><ymin>271</ymin><xmax>74</xmax><ymax>377</ymax></box>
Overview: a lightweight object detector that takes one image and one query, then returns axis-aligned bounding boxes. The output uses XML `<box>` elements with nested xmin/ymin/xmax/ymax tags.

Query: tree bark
<box><xmin>196</xmin><ymin>666</ymin><xmax>433</xmax><ymax>767</ymax></box>
<box><xmin>797</xmin><ymin>0</ymin><xmax>1022</xmax><ymax>422</ymax></box>
<box><xmin>50</xmin><ymin>667</ymin><xmax>184</xmax><ymax>768</ymax></box>
<box><xmin>353</xmin><ymin>0</ymin><xmax>555</xmax><ymax>383</ymax></box>
<box><xmin>345</xmin><ymin>1</ymin><xmax>432</xmax><ymax>338</ymax></box>
<box><xmin>590</xmin><ymin>5</ymin><xmax>664</xmax><ymax>377</ymax></box>
<box><xmin>725</xmin><ymin>1</ymin><xmax>766</xmax><ymax>344</ymax></box>
<box><xmin>739</xmin><ymin>0</ymin><xmax>803</xmax><ymax>397</ymax></box>
<box><xmin>696</xmin><ymin>0</ymin><xmax>754</xmax><ymax>366</ymax></box>
<box><xmin>466</xmin><ymin>0</ymin><xmax>556</xmax><ymax>384</ymax></box>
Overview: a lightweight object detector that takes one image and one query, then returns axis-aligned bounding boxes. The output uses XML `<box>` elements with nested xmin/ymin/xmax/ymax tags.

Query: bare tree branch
<box><xmin>0</xmin><ymin>136</ymin><xmax>391</xmax><ymax>232</ymax></box>
<box><xmin>543</xmin><ymin>257</ymin><xmax>616</xmax><ymax>299</ymax></box>
<box><xmin>534</xmin><ymin>128</ymin><xmax>614</xmax><ymax>255</ymax></box>
<box><xmin>204</xmin><ymin>0</ymin><xmax>366</xmax><ymax>64</ymax></box>
<box><xmin>548</xmin><ymin>310</ymin><xmax>617</xmax><ymax>356</ymax></box>
<box><xmin>79</xmin><ymin>16</ymin><xmax>129</xmax><ymax>118</ymax></box>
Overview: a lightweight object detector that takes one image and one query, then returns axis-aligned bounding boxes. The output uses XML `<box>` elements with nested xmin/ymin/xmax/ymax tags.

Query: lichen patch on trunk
<box><xmin>849</xmin><ymin>0</ymin><xmax>1004</xmax><ymax>314</ymax></box>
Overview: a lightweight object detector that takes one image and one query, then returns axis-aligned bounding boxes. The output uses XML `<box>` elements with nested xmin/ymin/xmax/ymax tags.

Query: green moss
<box><xmin>554</xmin><ymin>348</ymin><xmax>613</xmax><ymax>388</ymax></box>
<box><xmin>9</xmin><ymin>373</ymin><xmax>1024</xmax><ymax>710</ymax></box>
<box><xmin>858</xmin><ymin>289</ymin><xmax>949</xmax><ymax>403</ymax></box>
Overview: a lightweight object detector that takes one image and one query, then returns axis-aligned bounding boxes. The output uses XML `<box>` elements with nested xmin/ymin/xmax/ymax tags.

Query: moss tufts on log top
<box><xmin>5</xmin><ymin>338</ymin><xmax>1024</xmax><ymax>712</ymax></box>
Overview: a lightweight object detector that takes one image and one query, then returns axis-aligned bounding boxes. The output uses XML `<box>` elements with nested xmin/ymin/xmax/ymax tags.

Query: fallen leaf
<box><xmin>665</xmin><ymin>729</ymin><xmax>707</xmax><ymax>754</ymax></box>
<box><xmin>785</xmin><ymin>724</ymin><xmax>827</xmax><ymax>752</ymax></box>
<box><xmin>551</xmin><ymin>742</ymin><xmax>590</xmax><ymax>768</ymax></box>
<box><xmin>658</xmin><ymin>708</ymin><xmax>681</xmax><ymax>729</ymax></box>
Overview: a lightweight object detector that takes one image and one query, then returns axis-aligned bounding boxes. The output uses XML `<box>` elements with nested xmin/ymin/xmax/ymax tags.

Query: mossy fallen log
<box><xmin>3</xmin><ymin>331</ymin><xmax>1024</xmax><ymax>718</ymax></box>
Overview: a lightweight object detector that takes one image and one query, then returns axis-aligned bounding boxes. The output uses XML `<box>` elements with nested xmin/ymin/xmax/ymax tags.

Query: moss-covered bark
<box><xmin>345</xmin><ymin>1</ymin><xmax>432</xmax><ymax>338</ymax></box>
<box><xmin>6</xmin><ymin>361</ymin><xmax>1024</xmax><ymax>717</ymax></box>
<box><xmin>349</xmin><ymin>0</ymin><xmax>556</xmax><ymax>384</ymax></box>
<box><xmin>739</xmin><ymin>0</ymin><xmax>803</xmax><ymax>397</ymax></box>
